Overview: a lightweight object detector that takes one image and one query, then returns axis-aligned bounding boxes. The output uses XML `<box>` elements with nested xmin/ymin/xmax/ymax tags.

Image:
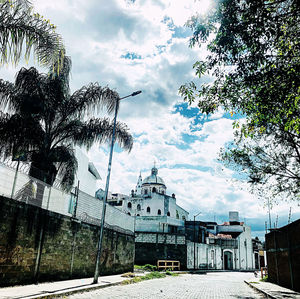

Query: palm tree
<box><xmin>0</xmin><ymin>0</ymin><xmax>65</xmax><ymax>71</ymax></box>
<box><xmin>0</xmin><ymin>56</ymin><xmax>133</xmax><ymax>192</ymax></box>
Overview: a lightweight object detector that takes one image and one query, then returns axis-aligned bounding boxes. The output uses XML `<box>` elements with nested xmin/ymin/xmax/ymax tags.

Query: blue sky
<box><xmin>0</xmin><ymin>0</ymin><xmax>299</xmax><ymax>239</ymax></box>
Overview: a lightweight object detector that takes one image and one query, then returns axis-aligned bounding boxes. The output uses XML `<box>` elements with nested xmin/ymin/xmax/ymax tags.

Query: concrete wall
<box><xmin>186</xmin><ymin>241</ymin><xmax>223</xmax><ymax>270</ymax></box>
<box><xmin>135</xmin><ymin>216</ymin><xmax>185</xmax><ymax>233</ymax></box>
<box><xmin>0</xmin><ymin>196</ymin><xmax>134</xmax><ymax>286</ymax></box>
<box><xmin>236</xmin><ymin>226</ymin><xmax>254</xmax><ymax>270</ymax></box>
<box><xmin>135</xmin><ymin>232</ymin><xmax>186</xmax><ymax>269</ymax></box>
<box><xmin>266</xmin><ymin>219</ymin><xmax>300</xmax><ymax>292</ymax></box>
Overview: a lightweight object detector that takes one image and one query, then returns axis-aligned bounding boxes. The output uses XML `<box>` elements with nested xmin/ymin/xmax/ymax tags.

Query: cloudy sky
<box><xmin>1</xmin><ymin>0</ymin><xmax>299</xmax><ymax>239</ymax></box>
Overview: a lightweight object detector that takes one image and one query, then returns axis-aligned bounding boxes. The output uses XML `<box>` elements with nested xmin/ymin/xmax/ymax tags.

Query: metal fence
<box><xmin>266</xmin><ymin>219</ymin><xmax>300</xmax><ymax>292</ymax></box>
<box><xmin>0</xmin><ymin>160</ymin><xmax>134</xmax><ymax>234</ymax></box>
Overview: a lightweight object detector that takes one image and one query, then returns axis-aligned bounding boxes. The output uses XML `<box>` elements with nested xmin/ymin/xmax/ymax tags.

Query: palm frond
<box><xmin>0</xmin><ymin>112</ymin><xmax>44</xmax><ymax>158</ymax></box>
<box><xmin>0</xmin><ymin>79</ymin><xmax>15</xmax><ymax>110</ymax></box>
<box><xmin>51</xmin><ymin>146</ymin><xmax>78</xmax><ymax>191</ymax></box>
<box><xmin>0</xmin><ymin>0</ymin><xmax>65</xmax><ymax>71</ymax></box>
<box><xmin>67</xmin><ymin>84</ymin><xmax>120</xmax><ymax>117</ymax></box>
<box><xmin>72</xmin><ymin>118</ymin><xmax>133</xmax><ymax>152</ymax></box>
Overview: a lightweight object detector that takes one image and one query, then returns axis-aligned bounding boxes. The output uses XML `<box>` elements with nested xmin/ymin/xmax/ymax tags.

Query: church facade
<box><xmin>124</xmin><ymin>166</ymin><xmax>188</xmax><ymax>221</ymax></box>
<box><xmin>99</xmin><ymin>165</ymin><xmax>255</xmax><ymax>270</ymax></box>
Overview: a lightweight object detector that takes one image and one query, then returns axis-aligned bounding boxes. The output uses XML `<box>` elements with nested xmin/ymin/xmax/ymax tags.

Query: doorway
<box><xmin>224</xmin><ymin>251</ymin><xmax>233</xmax><ymax>270</ymax></box>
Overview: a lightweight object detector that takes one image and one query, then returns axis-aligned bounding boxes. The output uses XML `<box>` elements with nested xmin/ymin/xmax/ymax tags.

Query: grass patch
<box><xmin>134</xmin><ymin>264</ymin><xmax>157</xmax><ymax>272</ymax></box>
<box><xmin>166</xmin><ymin>271</ymin><xmax>179</xmax><ymax>277</ymax></box>
<box><xmin>121</xmin><ymin>271</ymin><xmax>167</xmax><ymax>285</ymax></box>
<box><xmin>249</xmin><ymin>281</ymin><xmax>260</xmax><ymax>284</ymax></box>
<box><xmin>260</xmin><ymin>275</ymin><xmax>268</xmax><ymax>282</ymax></box>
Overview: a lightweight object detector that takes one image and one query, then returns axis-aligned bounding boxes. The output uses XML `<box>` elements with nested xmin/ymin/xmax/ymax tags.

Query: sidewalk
<box><xmin>0</xmin><ymin>274</ymin><xmax>131</xmax><ymax>299</ymax></box>
<box><xmin>245</xmin><ymin>277</ymin><xmax>300</xmax><ymax>299</ymax></box>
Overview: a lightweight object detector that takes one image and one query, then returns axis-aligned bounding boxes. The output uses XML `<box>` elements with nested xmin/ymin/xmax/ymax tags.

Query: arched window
<box><xmin>152</xmin><ymin>187</ymin><xmax>156</xmax><ymax>193</ymax></box>
<box><xmin>182</xmin><ymin>216</ymin><xmax>186</xmax><ymax>221</ymax></box>
<box><xmin>161</xmin><ymin>190</ymin><xmax>164</xmax><ymax>195</ymax></box>
<box><xmin>137</xmin><ymin>204</ymin><xmax>141</xmax><ymax>211</ymax></box>
<box><xmin>127</xmin><ymin>202</ymin><xmax>132</xmax><ymax>209</ymax></box>
<box><xmin>136</xmin><ymin>214</ymin><xmax>140</xmax><ymax>216</ymax></box>
<box><xmin>147</xmin><ymin>206</ymin><xmax>151</xmax><ymax>213</ymax></box>
<box><xmin>127</xmin><ymin>212</ymin><xmax>131</xmax><ymax>216</ymax></box>
<box><xmin>167</xmin><ymin>211</ymin><xmax>170</xmax><ymax>216</ymax></box>
<box><xmin>176</xmin><ymin>210</ymin><xmax>179</xmax><ymax>219</ymax></box>
<box><xmin>144</xmin><ymin>189</ymin><xmax>148</xmax><ymax>195</ymax></box>
<box><xmin>157</xmin><ymin>209</ymin><xmax>161</xmax><ymax>215</ymax></box>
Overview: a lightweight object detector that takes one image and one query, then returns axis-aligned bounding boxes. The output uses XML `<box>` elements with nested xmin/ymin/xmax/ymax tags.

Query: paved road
<box><xmin>67</xmin><ymin>272</ymin><xmax>265</xmax><ymax>299</ymax></box>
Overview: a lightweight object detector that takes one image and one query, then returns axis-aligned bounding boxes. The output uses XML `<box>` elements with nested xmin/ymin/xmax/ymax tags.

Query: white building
<box><xmin>125</xmin><ymin>166</ymin><xmax>188</xmax><ymax>220</ymax></box>
<box><xmin>186</xmin><ymin>212</ymin><xmax>254</xmax><ymax>270</ymax></box>
<box><xmin>74</xmin><ymin>148</ymin><xmax>101</xmax><ymax>197</ymax></box>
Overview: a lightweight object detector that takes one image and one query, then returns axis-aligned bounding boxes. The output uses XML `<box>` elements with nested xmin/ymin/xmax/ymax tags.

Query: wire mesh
<box><xmin>0</xmin><ymin>160</ymin><xmax>134</xmax><ymax>233</ymax></box>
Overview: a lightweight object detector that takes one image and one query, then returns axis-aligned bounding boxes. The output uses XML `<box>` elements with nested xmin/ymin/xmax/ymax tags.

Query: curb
<box><xmin>244</xmin><ymin>280</ymin><xmax>275</xmax><ymax>299</ymax></box>
<box><xmin>22</xmin><ymin>281</ymin><xmax>124</xmax><ymax>299</ymax></box>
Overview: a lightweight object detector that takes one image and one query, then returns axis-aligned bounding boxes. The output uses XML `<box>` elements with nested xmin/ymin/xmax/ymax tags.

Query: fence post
<box><xmin>11</xmin><ymin>160</ymin><xmax>20</xmax><ymax>199</ymax></box>
<box><xmin>46</xmin><ymin>186</ymin><xmax>52</xmax><ymax>210</ymax></box>
<box><xmin>34</xmin><ymin>213</ymin><xmax>45</xmax><ymax>283</ymax></box>
<box><xmin>73</xmin><ymin>181</ymin><xmax>80</xmax><ymax>218</ymax></box>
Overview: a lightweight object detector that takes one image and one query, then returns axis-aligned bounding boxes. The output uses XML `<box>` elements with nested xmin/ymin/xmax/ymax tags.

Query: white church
<box><xmin>96</xmin><ymin>165</ymin><xmax>256</xmax><ymax>271</ymax></box>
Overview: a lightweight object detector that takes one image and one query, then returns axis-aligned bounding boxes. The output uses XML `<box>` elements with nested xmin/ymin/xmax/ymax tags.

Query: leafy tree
<box><xmin>0</xmin><ymin>0</ymin><xmax>65</xmax><ymax>71</ymax></box>
<box><xmin>0</xmin><ymin>57</ymin><xmax>133</xmax><ymax>191</ymax></box>
<box><xmin>179</xmin><ymin>0</ymin><xmax>300</xmax><ymax>200</ymax></box>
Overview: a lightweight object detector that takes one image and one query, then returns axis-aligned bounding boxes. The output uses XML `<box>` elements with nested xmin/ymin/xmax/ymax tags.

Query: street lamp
<box><xmin>193</xmin><ymin>211</ymin><xmax>201</xmax><ymax>270</ymax></box>
<box><xmin>93</xmin><ymin>90</ymin><xmax>142</xmax><ymax>284</ymax></box>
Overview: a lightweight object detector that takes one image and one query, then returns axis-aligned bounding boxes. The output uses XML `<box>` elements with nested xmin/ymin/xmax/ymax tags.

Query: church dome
<box><xmin>142</xmin><ymin>166</ymin><xmax>165</xmax><ymax>186</ymax></box>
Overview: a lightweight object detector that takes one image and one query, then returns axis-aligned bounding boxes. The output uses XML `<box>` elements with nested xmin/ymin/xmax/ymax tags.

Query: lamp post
<box><xmin>193</xmin><ymin>212</ymin><xmax>201</xmax><ymax>270</ymax></box>
<box><xmin>93</xmin><ymin>90</ymin><xmax>142</xmax><ymax>284</ymax></box>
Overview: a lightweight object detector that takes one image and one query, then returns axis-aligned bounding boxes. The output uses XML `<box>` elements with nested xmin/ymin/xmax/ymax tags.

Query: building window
<box><xmin>137</xmin><ymin>204</ymin><xmax>141</xmax><ymax>211</ymax></box>
<box><xmin>182</xmin><ymin>216</ymin><xmax>186</xmax><ymax>221</ymax></box>
<box><xmin>176</xmin><ymin>210</ymin><xmax>179</xmax><ymax>219</ymax></box>
<box><xmin>161</xmin><ymin>190</ymin><xmax>164</xmax><ymax>194</ymax></box>
<box><xmin>137</xmin><ymin>214</ymin><xmax>140</xmax><ymax>216</ymax></box>
<box><xmin>127</xmin><ymin>212</ymin><xmax>131</xmax><ymax>216</ymax></box>
<box><xmin>158</xmin><ymin>209</ymin><xmax>161</xmax><ymax>215</ymax></box>
<box><xmin>144</xmin><ymin>189</ymin><xmax>148</xmax><ymax>195</ymax></box>
<box><xmin>127</xmin><ymin>202</ymin><xmax>132</xmax><ymax>209</ymax></box>
<box><xmin>147</xmin><ymin>206</ymin><xmax>151</xmax><ymax>213</ymax></box>
<box><xmin>167</xmin><ymin>211</ymin><xmax>170</xmax><ymax>216</ymax></box>
<box><xmin>152</xmin><ymin>187</ymin><xmax>156</xmax><ymax>193</ymax></box>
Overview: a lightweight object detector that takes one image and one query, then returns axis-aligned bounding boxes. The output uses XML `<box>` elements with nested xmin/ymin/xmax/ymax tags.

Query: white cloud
<box><xmin>1</xmin><ymin>0</ymin><xmax>299</xmax><ymax>238</ymax></box>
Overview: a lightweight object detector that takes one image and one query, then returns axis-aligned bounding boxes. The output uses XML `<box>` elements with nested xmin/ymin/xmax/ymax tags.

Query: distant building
<box><xmin>97</xmin><ymin>165</ymin><xmax>255</xmax><ymax>270</ymax></box>
<box><xmin>100</xmin><ymin>165</ymin><xmax>189</xmax><ymax>233</ymax></box>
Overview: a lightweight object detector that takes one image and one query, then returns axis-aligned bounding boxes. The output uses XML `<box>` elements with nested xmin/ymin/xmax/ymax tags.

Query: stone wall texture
<box><xmin>266</xmin><ymin>218</ymin><xmax>300</xmax><ymax>292</ymax></box>
<box><xmin>0</xmin><ymin>196</ymin><xmax>134</xmax><ymax>286</ymax></box>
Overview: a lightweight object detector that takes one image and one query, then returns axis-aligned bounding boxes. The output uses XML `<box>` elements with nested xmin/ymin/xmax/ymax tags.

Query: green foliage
<box><xmin>260</xmin><ymin>275</ymin><xmax>268</xmax><ymax>282</ymax></box>
<box><xmin>180</xmin><ymin>0</ymin><xmax>300</xmax><ymax>200</ymax></box>
<box><xmin>166</xmin><ymin>270</ymin><xmax>179</xmax><ymax>276</ymax></box>
<box><xmin>0</xmin><ymin>0</ymin><xmax>65</xmax><ymax>72</ymax></box>
<box><xmin>134</xmin><ymin>264</ymin><xmax>157</xmax><ymax>271</ymax></box>
<box><xmin>143</xmin><ymin>264</ymin><xmax>158</xmax><ymax>271</ymax></box>
<box><xmin>0</xmin><ymin>58</ymin><xmax>133</xmax><ymax>191</ymax></box>
<box><xmin>122</xmin><ymin>271</ymin><xmax>166</xmax><ymax>285</ymax></box>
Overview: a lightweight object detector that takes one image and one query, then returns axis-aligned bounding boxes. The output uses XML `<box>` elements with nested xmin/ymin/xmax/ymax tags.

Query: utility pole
<box><xmin>93</xmin><ymin>91</ymin><xmax>142</xmax><ymax>284</ymax></box>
